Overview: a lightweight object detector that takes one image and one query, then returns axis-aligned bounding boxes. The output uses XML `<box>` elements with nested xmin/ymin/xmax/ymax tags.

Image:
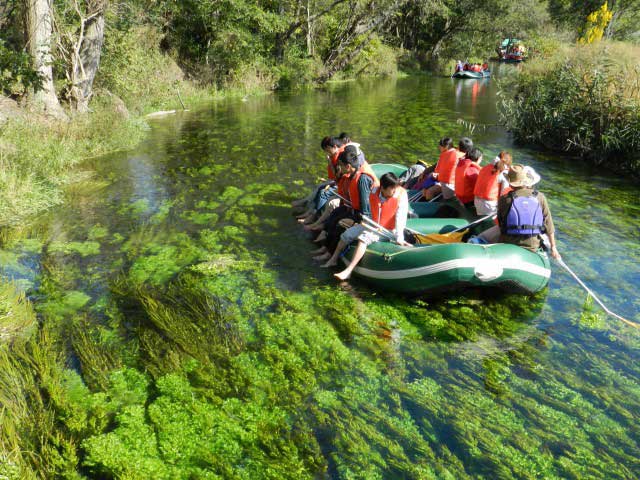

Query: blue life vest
<box><xmin>505</xmin><ymin>192</ymin><xmax>545</xmax><ymax>236</ymax></box>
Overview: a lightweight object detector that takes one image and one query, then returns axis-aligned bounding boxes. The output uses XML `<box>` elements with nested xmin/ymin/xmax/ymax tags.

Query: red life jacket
<box><xmin>348</xmin><ymin>162</ymin><xmax>379</xmax><ymax>212</ymax></box>
<box><xmin>369</xmin><ymin>186</ymin><xmax>406</xmax><ymax>230</ymax></box>
<box><xmin>434</xmin><ymin>148</ymin><xmax>460</xmax><ymax>184</ymax></box>
<box><xmin>455</xmin><ymin>159</ymin><xmax>481</xmax><ymax>204</ymax></box>
<box><xmin>327</xmin><ymin>145</ymin><xmax>345</xmax><ymax>180</ymax></box>
<box><xmin>474</xmin><ymin>164</ymin><xmax>503</xmax><ymax>201</ymax></box>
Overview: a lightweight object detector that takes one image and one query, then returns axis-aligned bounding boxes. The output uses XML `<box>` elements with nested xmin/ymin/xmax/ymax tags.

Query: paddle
<box><xmin>448</xmin><ymin>213</ymin><xmax>496</xmax><ymax>233</ymax></box>
<box><xmin>408</xmin><ymin>191</ymin><xmax>423</xmax><ymax>203</ymax></box>
<box><xmin>554</xmin><ymin>258</ymin><xmax>639</xmax><ymax>329</ymax></box>
<box><xmin>360</xmin><ymin>215</ymin><xmax>399</xmax><ymax>243</ymax></box>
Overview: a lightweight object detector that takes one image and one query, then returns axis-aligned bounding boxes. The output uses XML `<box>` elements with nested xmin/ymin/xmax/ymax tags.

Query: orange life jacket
<box><xmin>348</xmin><ymin>162</ymin><xmax>379</xmax><ymax>212</ymax></box>
<box><xmin>434</xmin><ymin>148</ymin><xmax>460</xmax><ymax>184</ymax></box>
<box><xmin>327</xmin><ymin>145</ymin><xmax>345</xmax><ymax>180</ymax></box>
<box><xmin>337</xmin><ymin>173</ymin><xmax>351</xmax><ymax>203</ymax></box>
<box><xmin>474</xmin><ymin>164</ymin><xmax>503</xmax><ymax>201</ymax></box>
<box><xmin>455</xmin><ymin>159</ymin><xmax>481</xmax><ymax>204</ymax></box>
<box><xmin>369</xmin><ymin>186</ymin><xmax>406</xmax><ymax>230</ymax></box>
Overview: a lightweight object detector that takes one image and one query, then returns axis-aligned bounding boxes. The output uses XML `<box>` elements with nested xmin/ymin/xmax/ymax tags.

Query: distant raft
<box><xmin>452</xmin><ymin>70</ymin><xmax>491</xmax><ymax>79</ymax></box>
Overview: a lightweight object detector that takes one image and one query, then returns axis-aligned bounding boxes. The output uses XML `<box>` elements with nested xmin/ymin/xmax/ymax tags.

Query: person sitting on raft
<box><xmin>473</xmin><ymin>151</ymin><xmax>511</xmax><ymax>216</ymax></box>
<box><xmin>321</xmin><ymin>172</ymin><xmax>411</xmax><ymax>279</ymax></box>
<box><xmin>293</xmin><ymin>135</ymin><xmax>345</xmax><ymax>220</ymax></box>
<box><xmin>312</xmin><ymin>146</ymin><xmax>379</xmax><ymax>262</ymax></box>
<box><xmin>398</xmin><ymin>159</ymin><xmax>432</xmax><ymax>190</ymax></box>
<box><xmin>423</xmin><ymin>137</ymin><xmax>470</xmax><ymax>201</ymax></box>
<box><xmin>296</xmin><ymin>134</ymin><xmax>368</xmax><ymax>225</ymax></box>
<box><xmin>454</xmin><ymin>147</ymin><xmax>482</xmax><ymax>209</ymax></box>
<box><xmin>497</xmin><ymin>164</ymin><xmax>561</xmax><ymax>259</ymax></box>
<box><xmin>338</xmin><ymin>132</ymin><xmax>366</xmax><ymax>162</ymax></box>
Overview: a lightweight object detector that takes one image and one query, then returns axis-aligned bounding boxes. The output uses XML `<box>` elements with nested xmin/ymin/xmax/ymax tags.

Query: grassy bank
<box><xmin>0</xmin><ymin>27</ymin><xmax>273</xmax><ymax>228</ymax></box>
<box><xmin>499</xmin><ymin>41</ymin><xmax>640</xmax><ymax>175</ymax></box>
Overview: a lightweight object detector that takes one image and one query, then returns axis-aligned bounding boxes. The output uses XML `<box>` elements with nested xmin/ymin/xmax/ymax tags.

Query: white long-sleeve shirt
<box><xmin>376</xmin><ymin>188</ymin><xmax>408</xmax><ymax>243</ymax></box>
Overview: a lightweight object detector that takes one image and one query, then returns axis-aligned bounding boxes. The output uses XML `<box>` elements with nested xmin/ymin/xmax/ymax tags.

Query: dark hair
<box><xmin>321</xmin><ymin>136</ymin><xmax>342</xmax><ymax>149</ymax></box>
<box><xmin>458</xmin><ymin>137</ymin><xmax>473</xmax><ymax>153</ymax></box>
<box><xmin>380</xmin><ymin>172</ymin><xmax>400</xmax><ymax>189</ymax></box>
<box><xmin>439</xmin><ymin>137</ymin><xmax>453</xmax><ymax>149</ymax></box>
<box><xmin>468</xmin><ymin>147</ymin><xmax>482</xmax><ymax>162</ymax></box>
<box><xmin>338</xmin><ymin>146</ymin><xmax>359</xmax><ymax>168</ymax></box>
<box><xmin>338</xmin><ymin>132</ymin><xmax>351</xmax><ymax>144</ymax></box>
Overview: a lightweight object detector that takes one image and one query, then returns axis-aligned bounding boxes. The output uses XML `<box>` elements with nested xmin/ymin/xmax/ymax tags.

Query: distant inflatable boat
<box><xmin>452</xmin><ymin>70</ymin><xmax>491</xmax><ymax>79</ymax></box>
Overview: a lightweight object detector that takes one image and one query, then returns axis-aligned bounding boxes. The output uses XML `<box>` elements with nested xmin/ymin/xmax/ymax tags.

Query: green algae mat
<box><xmin>0</xmin><ymin>76</ymin><xmax>638</xmax><ymax>479</ymax></box>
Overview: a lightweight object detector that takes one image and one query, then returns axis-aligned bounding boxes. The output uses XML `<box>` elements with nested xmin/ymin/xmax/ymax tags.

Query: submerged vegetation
<box><xmin>0</xmin><ymin>83</ymin><xmax>639</xmax><ymax>477</ymax></box>
<box><xmin>500</xmin><ymin>41</ymin><xmax>640</xmax><ymax>174</ymax></box>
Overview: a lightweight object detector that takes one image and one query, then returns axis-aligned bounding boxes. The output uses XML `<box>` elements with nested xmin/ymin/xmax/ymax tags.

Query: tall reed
<box><xmin>500</xmin><ymin>41</ymin><xmax>640</xmax><ymax>174</ymax></box>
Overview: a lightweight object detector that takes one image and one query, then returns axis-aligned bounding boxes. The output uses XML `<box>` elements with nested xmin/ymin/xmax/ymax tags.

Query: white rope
<box><xmin>555</xmin><ymin>258</ymin><xmax>639</xmax><ymax>329</ymax></box>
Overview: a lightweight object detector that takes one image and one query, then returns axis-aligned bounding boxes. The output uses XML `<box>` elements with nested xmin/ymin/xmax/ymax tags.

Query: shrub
<box><xmin>96</xmin><ymin>26</ymin><xmax>191</xmax><ymax>114</ymax></box>
<box><xmin>500</xmin><ymin>41</ymin><xmax>640</xmax><ymax>174</ymax></box>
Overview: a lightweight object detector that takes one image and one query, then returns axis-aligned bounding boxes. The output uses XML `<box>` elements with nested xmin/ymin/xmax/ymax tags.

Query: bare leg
<box><xmin>310</xmin><ymin>246</ymin><xmax>327</xmax><ymax>255</ymax></box>
<box><xmin>321</xmin><ymin>239</ymin><xmax>347</xmax><ymax>267</ymax></box>
<box><xmin>334</xmin><ymin>241</ymin><xmax>367</xmax><ymax>280</ymax></box>
<box><xmin>296</xmin><ymin>208</ymin><xmax>315</xmax><ymax>220</ymax></box>
<box><xmin>303</xmin><ymin>221</ymin><xmax>323</xmax><ymax>231</ymax></box>
<box><xmin>315</xmin><ymin>200</ymin><xmax>337</xmax><ymax>223</ymax></box>
<box><xmin>423</xmin><ymin>184</ymin><xmax>441</xmax><ymax>200</ymax></box>
<box><xmin>478</xmin><ymin>225</ymin><xmax>500</xmax><ymax>243</ymax></box>
<box><xmin>314</xmin><ymin>252</ymin><xmax>331</xmax><ymax>262</ymax></box>
<box><xmin>313</xmin><ymin>230</ymin><xmax>328</xmax><ymax>243</ymax></box>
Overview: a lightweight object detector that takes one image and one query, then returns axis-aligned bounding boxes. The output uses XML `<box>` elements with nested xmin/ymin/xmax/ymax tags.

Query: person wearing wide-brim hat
<box><xmin>496</xmin><ymin>164</ymin><xmax>561</xmax><ymax>259</ymax></box>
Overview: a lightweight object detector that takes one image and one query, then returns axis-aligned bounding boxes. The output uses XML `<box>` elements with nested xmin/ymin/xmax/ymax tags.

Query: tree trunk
<box><xmin>429</xmin><ymin>17</ymin><xmax>451</xmax><ymax>62</ymax></box>
<box><xmin>25</xmin><ymin>0</ymin><xmax>67</xmax><ymax>119</ymax></box>
<box><xmin>306</xmin><ymin>0</ymin><xmax>313</xmax><ymax>56</ymax></box>
<box><xmin>71</xmin><ymin>11</ymin><xmax>105</xmax><ymax>112</ymax></box>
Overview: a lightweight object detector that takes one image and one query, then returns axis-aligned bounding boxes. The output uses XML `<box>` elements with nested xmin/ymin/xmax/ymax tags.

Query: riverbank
<box><xmin>499</xmin><ymin>41</ymin><xmax>640</xmax><ymax>175</ymax></box>
<box><xmin>0</xmin><ymin>22</ymin><xmax>282</xmax><ymax>227</ymax></box>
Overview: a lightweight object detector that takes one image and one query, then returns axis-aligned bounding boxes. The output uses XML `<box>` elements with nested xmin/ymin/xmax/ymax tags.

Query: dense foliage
<box><xmin>500</xmin><ymin>41</ymin><xmax>640</xmax><ymax>174</ymax></box>
<box><xmin>549</xmin><ymin>0</ymin><xmax>640</xmax><ymax>40</ymax></box>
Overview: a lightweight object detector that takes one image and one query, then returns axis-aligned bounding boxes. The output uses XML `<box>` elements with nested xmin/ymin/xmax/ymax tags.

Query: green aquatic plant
<box><xmin>48</xmin><ymin>240</ymin><xmax>101</xmax><ymax>257</ymax></box>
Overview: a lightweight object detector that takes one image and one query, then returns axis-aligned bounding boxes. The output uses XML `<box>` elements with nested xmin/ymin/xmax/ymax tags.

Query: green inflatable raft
<box><xmin>340</xmin><ymin>218</ymin><xmax>551</xmax><ymax>295</ymax></box>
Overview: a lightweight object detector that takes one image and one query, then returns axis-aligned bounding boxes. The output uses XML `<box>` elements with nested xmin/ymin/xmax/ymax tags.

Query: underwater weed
<box><xmin>70</xmin><ymin>316</ymin><xmax>123</xmax><ymax>391</ymax></box>
<box><xmin>136</xmin><ymin>273</ymin><xmax>244</xmax><ymax>369</ymax></box>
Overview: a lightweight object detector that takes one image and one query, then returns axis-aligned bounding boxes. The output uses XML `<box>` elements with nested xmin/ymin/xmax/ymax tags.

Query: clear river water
<box><xmin>1</xmin><ymin>72</ymin><xmax>639</xmax><ymax>478</ymax></box>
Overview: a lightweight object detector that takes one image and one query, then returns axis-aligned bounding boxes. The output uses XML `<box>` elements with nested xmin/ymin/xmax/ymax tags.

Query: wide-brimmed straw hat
<box><xmin>507</xmin><ymin>164</ymin><xmax>527</xmax><ymax>187</ymax></box>
<box><xmin>417</xmin><ymin>159</ymin><xmax>431</xmax><ymax>168</ymax></box>
<box><xmin>523</xmin><ymin>166</ymin><xmax>540</xmax><ymax>187</ymax></box>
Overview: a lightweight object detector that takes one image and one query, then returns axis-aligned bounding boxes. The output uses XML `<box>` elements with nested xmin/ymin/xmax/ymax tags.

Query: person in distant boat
<box><xmin>321</xmin><ymin>172</ymin><xmax>411</xmax><ymax>279</ymax></box>
<box><xmin>482</xmin><ymin>62</ymin><xmax>489</xmax><ymax>71</ymax></box>
<box><xmin>497</xmin><ymin>164</ymin><xmax>560</xmax><ymax>259</ymax></box>
<box><xmin>473</xmin><ymin>151</ymin><xmax>512</xmax><ymax>215</ymax></box>
<box><xmin>455</xmin><ymin>60</ymin><xmax>464</xmax><ymax>72</ymax></box>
